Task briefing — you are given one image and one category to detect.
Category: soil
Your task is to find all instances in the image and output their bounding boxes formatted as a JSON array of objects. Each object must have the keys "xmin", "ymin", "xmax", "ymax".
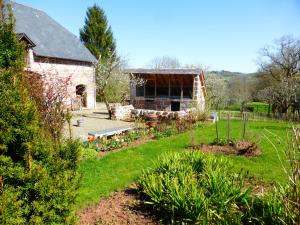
[
  {"xmin": 188, "ymin": 141, "xmax": 261, "ymax": 157},
  {"xmin": 243, "ymin": 178, "xmax": 274, "ymax": 195},
  {"xmin": 78, "ymin": 178, "xmax": 271, "ymax": 225},
  {"xmin": 78, "ymin": 185, "xmax": 161, "ymax": 225}
]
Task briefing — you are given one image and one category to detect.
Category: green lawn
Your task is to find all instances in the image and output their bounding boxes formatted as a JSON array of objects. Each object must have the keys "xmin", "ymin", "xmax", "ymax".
[
  {"xmin": 77, "ymin": 120, "xmax": 292, "ymax": 209},
  {"xmin": 224, "ymin": 101, "xmax": 269, "ymax": 113},
  {"xmin": 246, "ymin": 102, "xmax": 269, "ymax": 113}
]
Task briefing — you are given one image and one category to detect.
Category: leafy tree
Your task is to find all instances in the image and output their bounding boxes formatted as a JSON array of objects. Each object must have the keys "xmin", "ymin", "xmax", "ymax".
[
  {"xmin": 0, "ymin": 2, "xmax": 80, "ymax": 224},
  {"xmin": 80, "ymin": 4, "xmax": 117, "ymax": 60},
  {"xmin": 80, "ymin": 4, "xmax": 132, "ymax": 112}
]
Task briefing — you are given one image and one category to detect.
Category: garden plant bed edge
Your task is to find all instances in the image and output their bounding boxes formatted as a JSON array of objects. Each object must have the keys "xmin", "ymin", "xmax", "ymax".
[
  {"xmin": 78, "ymin": 184, "xmax": 161, "ymax": 225},
  {"xmin": 97, "ymin": 136, "xmax": 155, "ymax": 157},
  {"xmin": 78, "ymin": 179, "xmax": 271, "ymax": 225}
]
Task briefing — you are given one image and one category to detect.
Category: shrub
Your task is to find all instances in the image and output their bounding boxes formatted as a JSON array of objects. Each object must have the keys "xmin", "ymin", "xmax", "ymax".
[
  {"xmin": 138, "ymin": 152, "xmax": 295, "ymax": 224},
  {"xmin": 80, "ymin": 147, "xmax": 99, "ymax": 160},
  {"xmin": 245, "ymin": 186, "xmax": 292, "ymax": 225},
  {"xmin": 138, "ymin": 152, "xmax": 251, "ymax": 224},
  {"xmin": 0, "ymin": 3, "xmax": 80, "ymax": 224}
]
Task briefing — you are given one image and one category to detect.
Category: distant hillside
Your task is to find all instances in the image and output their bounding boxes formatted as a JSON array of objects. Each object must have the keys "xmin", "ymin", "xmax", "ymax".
[{"xmin": 209, "ymin": 70, "xmax": 256, "ymax": 80}]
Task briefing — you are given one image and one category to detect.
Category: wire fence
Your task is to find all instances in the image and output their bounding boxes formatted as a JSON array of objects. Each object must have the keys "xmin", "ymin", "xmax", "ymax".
[{"xmin": 216, "ymin": 111, "xmax": 300, "ymax": 123}]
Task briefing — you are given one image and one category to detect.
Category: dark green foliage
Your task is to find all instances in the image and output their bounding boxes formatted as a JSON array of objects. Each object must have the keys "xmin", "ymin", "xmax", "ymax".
[
  {"xmin": 0, "ymin": 2, "xmax": 80, "ymax": 224},
  {"xmin": 0, "ymin": 1, "xmax": 24, "ymax": 70},
  {"xmin": 80, "ymin": 4, "xmax": 117, "ymax": 60}
]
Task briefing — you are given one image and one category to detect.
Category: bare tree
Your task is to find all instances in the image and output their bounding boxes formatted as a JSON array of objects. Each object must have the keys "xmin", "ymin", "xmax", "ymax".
[
  {"xmin": 147, "ymin": 56, "xmax": 181, "ymax": 68},
  {"xmin": 95, "ymin": 51, "xmax": 124, "ymax": 118},
  {"xmin": 257, "ymin": 79, "xmax": 299, "ymax": 113},
  {"xmin": 259, "ymin": 36, "xmax": 300, "ymax": 81},
  {"xmin": 257, "ymin": 36, "xmax": 300, "ymax": 113},
  {"xmin": 226, "ymin": 76, "xmax": 254, "ymax": 107},
  {"xmin": 205, "ymin": 72, "xmax": 228, "ymax": 110}
]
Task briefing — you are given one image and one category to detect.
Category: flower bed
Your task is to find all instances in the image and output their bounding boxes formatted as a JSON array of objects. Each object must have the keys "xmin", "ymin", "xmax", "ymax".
[{"xmin": 82, "ymin": 111, "xmax": 208, "ymax": 153}]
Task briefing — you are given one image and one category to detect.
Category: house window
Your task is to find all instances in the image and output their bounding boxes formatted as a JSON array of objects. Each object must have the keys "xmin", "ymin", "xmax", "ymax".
[
  {"xmin": 145, "ymin": 79, "xmax": 155, "ymax": 98},
  {"xmin": 136, "ymin": 84, "xmax": 144, "ymax": 97},
  {"xmin": 156, "ymin": 75, "xmax": 169, "ymax": 97}
]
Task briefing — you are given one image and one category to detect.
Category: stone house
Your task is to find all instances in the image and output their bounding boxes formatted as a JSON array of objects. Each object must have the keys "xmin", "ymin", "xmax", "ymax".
[
  {"xmin": 126, "ymin": 68, "xmax": 206, "ymax": 111},
  {"xmin": 11, "ymin": 1, "xmax": 96, "ymax": 109}
]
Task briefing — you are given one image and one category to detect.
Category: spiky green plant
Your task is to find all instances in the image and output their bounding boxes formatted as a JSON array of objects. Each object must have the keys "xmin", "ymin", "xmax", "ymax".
[{"xmin": 138, "ymin": 152, "xmax": 251, "ymax": 224}]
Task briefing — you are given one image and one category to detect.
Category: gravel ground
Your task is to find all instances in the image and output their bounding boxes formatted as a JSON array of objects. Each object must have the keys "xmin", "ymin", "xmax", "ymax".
[{"xmin": 64, "ymin": 103, "xmax": 132, "ymax": 140}]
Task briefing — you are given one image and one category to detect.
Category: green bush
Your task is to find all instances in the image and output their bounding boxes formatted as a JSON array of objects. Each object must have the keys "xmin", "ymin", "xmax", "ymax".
[
  {"xmin": 0, "ymin": 3, "xmax": 80, "ymax": 224},
  {"xmin": 138, "ymin": 152, "xmax": 250, "ymax": 224},
  {"xmin": 246, "ymin": 102, "xmax": 269, "ymax": 113},
  {"xmin": 80, "ymin": 147, "xmax": 99, "ymax": 160},
  {"xmin": 138, "ymin": 152, "xmax": 294, "ymax": 224}
]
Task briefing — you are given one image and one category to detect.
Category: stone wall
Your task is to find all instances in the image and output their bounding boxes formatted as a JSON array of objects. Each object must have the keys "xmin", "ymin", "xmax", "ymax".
[
  {"xmin": 111, "ymin": 105, "xmax": 197, "ymax": 122},
  {"xmin": 111, "ymin": 105, "xmax": 134, "ymax": 121},
  {"xmin": 132, "ymin": 109, "xmax": 189, "ymax": 120},
  {"xmin": 27, "ymin": 49, "xmax": 96, "ymax": 109},
  {"xmin": 193, "ymin": 74, "xmax": 205, "ymax": 111},
  {"xmin": 132, "ymin": 98, "xmax": 195, "ymax": 111}
]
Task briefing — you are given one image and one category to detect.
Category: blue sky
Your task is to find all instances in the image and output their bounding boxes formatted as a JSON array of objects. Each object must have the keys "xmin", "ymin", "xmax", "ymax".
[{"xmin": 16, "ymin": 0, "xmax": 300, "ymax": 73}]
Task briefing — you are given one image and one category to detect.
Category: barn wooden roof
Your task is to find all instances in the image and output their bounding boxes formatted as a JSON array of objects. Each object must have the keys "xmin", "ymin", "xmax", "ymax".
[{"xmin": 124, "ymin": 68, "xmax": 203, "ymax": 75}]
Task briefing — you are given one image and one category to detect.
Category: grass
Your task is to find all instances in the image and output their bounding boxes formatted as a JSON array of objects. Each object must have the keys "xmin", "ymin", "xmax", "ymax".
[
  {"xmin": 224, "ymin": 101, "xmax": 269, "ymax": 113},
  {"xmin": 77, "ymin": 120, "xmax": 292, "ymax": 209},
  {"xmin": 246, "ymin": 102, "xmax": 269, "ymax": 113}
]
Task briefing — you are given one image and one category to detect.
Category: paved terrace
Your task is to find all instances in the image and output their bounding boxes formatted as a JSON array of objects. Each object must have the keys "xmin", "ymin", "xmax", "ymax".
[{"xmin": 64, "ymin": 103, "xmax": 132, "ymax": 140}]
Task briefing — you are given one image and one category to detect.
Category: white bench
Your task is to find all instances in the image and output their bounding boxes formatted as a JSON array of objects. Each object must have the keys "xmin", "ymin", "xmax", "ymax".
[{"xmin": 88, "ymin": 126, "xmax": 133, "ymax": 138}]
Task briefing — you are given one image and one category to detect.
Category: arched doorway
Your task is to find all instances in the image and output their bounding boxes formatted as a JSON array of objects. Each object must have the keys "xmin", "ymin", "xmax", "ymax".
[{"xmin": 76, "ymin": 84, "xmax": 87, "ymax": 108}]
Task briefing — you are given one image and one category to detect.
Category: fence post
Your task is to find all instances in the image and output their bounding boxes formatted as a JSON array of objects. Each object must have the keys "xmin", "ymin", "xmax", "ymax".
[
  {"xmin": 214, "ymin": 112, "xmax": 219, "ymax": 141},
  {"xmin": 227, "ymin": 112, "xmax": 230, "ymax": 144},
  {"xmin": 242, "ymin": 112, "xmax": 247, "ymax": 142}
]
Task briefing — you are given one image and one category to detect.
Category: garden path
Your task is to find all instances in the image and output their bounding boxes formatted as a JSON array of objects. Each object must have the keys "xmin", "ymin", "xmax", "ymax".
[{"xmin": 64, "ymin": 102, "xmax": 132, "ymax": 140}]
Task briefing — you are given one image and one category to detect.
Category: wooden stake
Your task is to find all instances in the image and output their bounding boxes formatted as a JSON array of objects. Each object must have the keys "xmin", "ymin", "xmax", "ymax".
[
  {"xmin": 215, "ymin": 112, "xmax": 219, "ymax": 141},
  {"xmin": 242, "ymin": 112, "xmax": 247, "ymax": 142},
  {"xmin": 227, "ymin": 112, "xmax": 230, "ymax": 144}
]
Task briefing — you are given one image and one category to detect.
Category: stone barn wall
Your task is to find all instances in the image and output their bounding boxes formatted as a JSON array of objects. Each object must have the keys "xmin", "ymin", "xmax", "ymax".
[
  {"xmin": 27, "ymin": 49, "xmax": 96, "ymax": 109},
  {"xmin": 132, "ymin": 99, "xmax": 195, "ymax": 111}
]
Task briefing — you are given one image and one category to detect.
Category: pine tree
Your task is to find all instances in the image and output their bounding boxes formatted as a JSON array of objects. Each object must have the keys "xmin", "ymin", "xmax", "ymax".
[{"xmin": 80, "ymin": 4, "xmax": 117, "ymax": 61}]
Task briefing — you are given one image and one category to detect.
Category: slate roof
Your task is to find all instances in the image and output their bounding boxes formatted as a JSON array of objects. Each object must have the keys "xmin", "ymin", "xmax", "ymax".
[
  {"xmin": 124, "ymin": 68, "xmax": 203, "ymax": 75},
  {"xmin": 16, "ymin": 33, "xmax": 36, "ymax": 47},
  {"xmin": 10, "ymin": 1, "xmax": 96, "ymax": 63}
]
